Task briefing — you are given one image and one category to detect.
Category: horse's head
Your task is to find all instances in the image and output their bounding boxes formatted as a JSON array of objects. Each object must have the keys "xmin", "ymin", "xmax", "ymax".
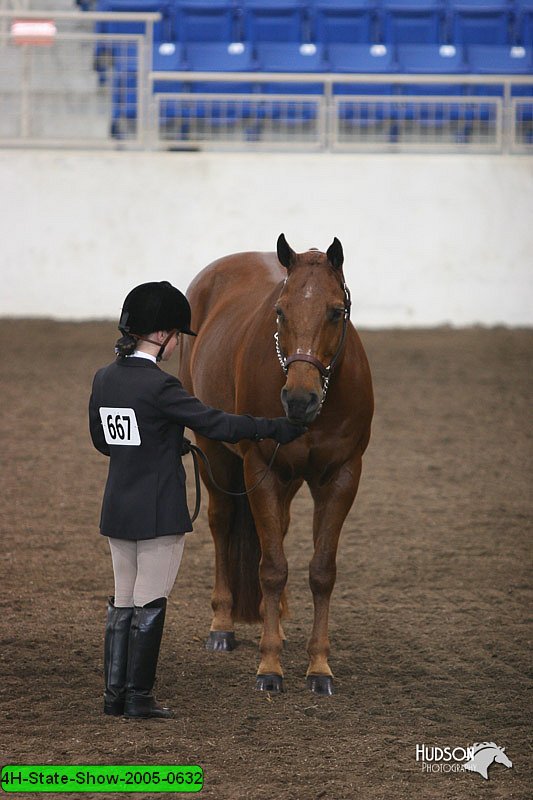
[{"xmin": 275, "ymin": 233, "xmax": 350, "ymax": 425}]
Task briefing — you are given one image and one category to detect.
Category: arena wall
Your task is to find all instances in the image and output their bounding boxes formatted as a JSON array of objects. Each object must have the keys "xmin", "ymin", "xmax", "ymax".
[{"xmin": 1, "ymin": 150, "xmax": 532, "ymax": 326}]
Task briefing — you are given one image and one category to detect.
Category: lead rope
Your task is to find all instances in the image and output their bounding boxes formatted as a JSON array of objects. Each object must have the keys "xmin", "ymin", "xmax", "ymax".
[{"xmin": 181, "ymin": 438, "xmax": 281, "ymax": 522}]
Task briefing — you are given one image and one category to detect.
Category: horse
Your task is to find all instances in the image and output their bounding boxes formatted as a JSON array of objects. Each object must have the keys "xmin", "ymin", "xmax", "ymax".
[
  {"xmin": 464, "ymin": 743, "xmax": 513, "ymax": 780},
  {"xmin": 179, "ymin": 234, "xmax": 374, "ymax": 695}
]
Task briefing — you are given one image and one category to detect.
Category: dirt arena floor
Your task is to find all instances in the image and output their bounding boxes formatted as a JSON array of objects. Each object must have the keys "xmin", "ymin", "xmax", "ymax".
[{"xmin": 0, "ymin": 320, "xmax": 531, "ymax": 800}]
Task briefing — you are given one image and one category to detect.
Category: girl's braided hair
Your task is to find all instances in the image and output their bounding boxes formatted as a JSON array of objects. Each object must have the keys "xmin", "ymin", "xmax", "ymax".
[{"xmin": 114, "ymin": 333, "xmax": 137, "ymax": 358}]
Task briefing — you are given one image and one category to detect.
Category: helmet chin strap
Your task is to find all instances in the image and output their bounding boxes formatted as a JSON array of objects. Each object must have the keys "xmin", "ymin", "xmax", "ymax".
[{"xmin": 133, "ymin": 330, "xmax": 177, "ymax": 362}]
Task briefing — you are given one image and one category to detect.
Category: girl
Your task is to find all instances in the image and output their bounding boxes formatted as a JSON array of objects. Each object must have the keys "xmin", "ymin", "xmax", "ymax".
[{"xmin": 89, "ymin": 281, "xmax": 305, "ymax": 719}]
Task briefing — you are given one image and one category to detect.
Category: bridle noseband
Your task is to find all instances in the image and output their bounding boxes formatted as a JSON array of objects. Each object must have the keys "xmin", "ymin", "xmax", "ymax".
[{"xmin": 274, "ymin": 283, "xmax": 351, "ymax": 413}]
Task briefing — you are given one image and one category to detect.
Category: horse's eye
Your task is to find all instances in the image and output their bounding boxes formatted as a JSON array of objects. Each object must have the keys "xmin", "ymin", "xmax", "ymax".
[
  {"xmin": 275, "ymin": 306, "xmax": 285, "ymax": 321},
  {"xmin": 328, "ymin": 307, "xmax": 344, "ymax": 323}
]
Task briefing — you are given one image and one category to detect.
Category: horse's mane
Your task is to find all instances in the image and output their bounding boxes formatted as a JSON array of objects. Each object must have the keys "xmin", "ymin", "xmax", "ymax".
[{"xmin": 470, "ymin": 742, "xmax": 499, "ymax": 753}]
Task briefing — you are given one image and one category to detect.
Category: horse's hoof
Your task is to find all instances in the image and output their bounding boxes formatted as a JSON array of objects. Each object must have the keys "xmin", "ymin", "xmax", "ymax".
[
  {"xmin": 205, "ymin": 631, "xmax": 236, "ymax": 652},
  {"xmin": 306, "ymin": 674, "xmax": 334, "ymax": 696},
  {"xmin": 255, "ymin": 673, "xmax": 285, "ymax": 693}
]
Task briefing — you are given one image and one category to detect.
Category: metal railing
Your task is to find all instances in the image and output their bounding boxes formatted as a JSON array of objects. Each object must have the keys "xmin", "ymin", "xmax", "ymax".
[
  {"xmin": 149, "ymin": 71, "xmax": 532, "ymax": 152},
  {"xmin": 150, "ymin": 73, "xmax": 329, "ymax": 150},
  {"xmin": 0, "ymin": 9, "xmax": 156, "ymax": 146},
  {"xmin": 0, "ymin": 9, "xmax": 531, "ymax": 152}
]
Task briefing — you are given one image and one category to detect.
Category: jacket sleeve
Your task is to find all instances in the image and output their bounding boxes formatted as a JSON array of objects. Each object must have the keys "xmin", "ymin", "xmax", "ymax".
[
  {"xmin": 89, "ymin": 376, "xmax": 110, "ymax": 457},
  {"xmin": 158, "ymin": 376, "xmax": 270, "ymax": 443}
]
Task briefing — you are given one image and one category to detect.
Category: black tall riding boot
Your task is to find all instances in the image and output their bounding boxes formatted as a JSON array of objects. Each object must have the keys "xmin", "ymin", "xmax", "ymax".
[
  {"xmin": 123, "ymin": 597, "xmax": 172, "ymax": 719},
  {"xmin": 103, "ymin": 598, "xmax": 133, "ymax": 716}
]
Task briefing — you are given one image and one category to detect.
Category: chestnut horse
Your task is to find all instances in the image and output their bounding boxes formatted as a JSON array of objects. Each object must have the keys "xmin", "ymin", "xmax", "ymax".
[{"xmin": 179, "ymin": 235, "xmax": 373, "ymax": 695}]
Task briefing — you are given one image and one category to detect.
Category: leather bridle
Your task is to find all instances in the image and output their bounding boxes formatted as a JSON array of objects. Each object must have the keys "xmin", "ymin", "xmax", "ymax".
[{"xmin": 274, "ymin": 283, "xmax": 351, "ymax": 412}]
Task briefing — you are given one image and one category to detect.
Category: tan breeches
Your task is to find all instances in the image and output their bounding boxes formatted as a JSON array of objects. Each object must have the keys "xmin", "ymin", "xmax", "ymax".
[{"xmin": 108, "ymin": 534, "xmax": 186, "ymax": 607}]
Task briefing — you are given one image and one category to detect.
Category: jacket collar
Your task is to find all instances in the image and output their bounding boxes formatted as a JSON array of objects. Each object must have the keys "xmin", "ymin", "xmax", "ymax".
[{"xmin": 116, "ymin": 357, "xmax": 159, "ymax": 369}]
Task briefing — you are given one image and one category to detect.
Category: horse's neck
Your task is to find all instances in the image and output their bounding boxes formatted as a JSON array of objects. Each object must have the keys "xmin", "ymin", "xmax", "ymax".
[{"xmin": 255, "ymin": 281, "xmax": 286, "ymax": 329}]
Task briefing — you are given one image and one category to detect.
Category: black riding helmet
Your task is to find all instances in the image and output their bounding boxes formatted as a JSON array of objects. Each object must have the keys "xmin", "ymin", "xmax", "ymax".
[{"xmin": 118, "ymin": 281, "xmax": 197, "ymax": 337}]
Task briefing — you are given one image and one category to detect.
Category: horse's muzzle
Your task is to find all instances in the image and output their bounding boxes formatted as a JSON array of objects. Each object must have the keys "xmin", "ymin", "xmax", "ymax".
[{"xmin": 281, "ymin": 387, "xmax": 321, "ymax": 425}]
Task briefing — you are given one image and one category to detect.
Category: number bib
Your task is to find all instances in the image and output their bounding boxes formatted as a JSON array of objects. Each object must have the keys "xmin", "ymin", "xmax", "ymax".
[{"xmin": 99, "ymin": 407, "xmax": 141, "ymax": 446}]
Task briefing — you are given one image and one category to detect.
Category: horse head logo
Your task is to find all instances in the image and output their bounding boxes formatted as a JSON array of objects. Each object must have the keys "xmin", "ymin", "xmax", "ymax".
[{"xmin": 464, "ymin": 743, "xmax": 513, "ymax": 780}]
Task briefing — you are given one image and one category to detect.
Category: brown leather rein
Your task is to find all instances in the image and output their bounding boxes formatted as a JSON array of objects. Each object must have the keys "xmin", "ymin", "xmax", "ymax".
[
  {"xmin": 183, "ymin": 438, "xmax": 280, "ymax": 522},
  {"xmin": 274, "ymin": 282, "xmax": 351, "ymax": 412}
]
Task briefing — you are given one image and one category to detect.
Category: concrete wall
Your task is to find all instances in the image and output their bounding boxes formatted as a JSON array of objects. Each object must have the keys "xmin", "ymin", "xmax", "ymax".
[{"xmin": 1, "ymin": 150, "xmax": 532, "ymax": 327}]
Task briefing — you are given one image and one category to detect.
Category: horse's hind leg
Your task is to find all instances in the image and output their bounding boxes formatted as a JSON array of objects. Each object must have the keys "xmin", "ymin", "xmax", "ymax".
[
  {"xmin": 198, "ymin": 437, "xmax": 263, "ymax": 652},
  {"xmin": 197, "ymin": 438, "xmax": 245, "ymax": 652},
  {"xmin": 205, "ymin": 487, "xmax": 239, "ymax": 652},
  {"xmin": 307, "ymin": 456, "xmax": 362, "ymax": 695}
]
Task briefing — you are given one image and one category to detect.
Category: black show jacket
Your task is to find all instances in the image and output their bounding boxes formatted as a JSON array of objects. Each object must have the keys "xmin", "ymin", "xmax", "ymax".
[{"xmin": 89, "ymin": 357, "xmax": 260, "ymax": 540}]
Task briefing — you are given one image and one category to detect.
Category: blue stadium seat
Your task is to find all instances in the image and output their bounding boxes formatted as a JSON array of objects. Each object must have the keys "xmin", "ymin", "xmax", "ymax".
[
  {"xmin": 310, "ymin": 0, "xmax": 376, "ymax": 47},
  {"xmin": 256, "ymin": 41, "xmax": 327, "ymax": 72},
  {"xmin": 381, "ymin": 0, "xmax": 446, "ymax": 46},
  {"xmin": 152, "ymin": 41, "xmax": 185, "ymax": 72},
  {"xmin": 467, "ymin": 44, "xmax": 533, "ymax": 71},
  {"xmin": 516, "ymin": 0, "xmax": 533, "ymax": 47},
  {"xmin": 172, "ymin": 1, "xmax": 236, "ymax": 44},
  {"xmin": 257, "ymin": 43, "xmax": 326, "ymax": 97},
  {"xmin": 397, "ymin": 43, "xmax": 467, "ymax": 71},
  {"xmin": 241, "ymin": 1, "xmax": 306, "ymax": 44},
  {"xmin": 186, "ymin": 42, "xmax": 257, "ymax": 92},
  {"xmin": 449, "ymin": 0, "xmax": 513, "ymax": 46},
  {"xmin": 185, "ymin": 41, "xmax": 256, "ymax": 71},
  {"xmin": 328, "ymin": 43, "xmax": 397, "ymax": 72}
]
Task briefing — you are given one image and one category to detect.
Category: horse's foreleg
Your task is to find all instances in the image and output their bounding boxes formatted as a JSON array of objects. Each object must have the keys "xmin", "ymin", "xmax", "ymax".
[
  {"xmin": 256, "ymin": 532, "xmax": 287, "ymax": 693},
  {"xmin": 246, "ymin": 456, "xmax": 290, "ymax": 692},
  {"xmin": 307, "ymin": 456, "xmax": 362, "ymax": 694}
]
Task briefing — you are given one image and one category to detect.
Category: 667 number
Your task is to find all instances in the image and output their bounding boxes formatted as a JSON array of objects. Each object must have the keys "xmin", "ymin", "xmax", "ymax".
[{"xmin": 106, "ymin": 414, "xmax": 131, "ymax": 440}]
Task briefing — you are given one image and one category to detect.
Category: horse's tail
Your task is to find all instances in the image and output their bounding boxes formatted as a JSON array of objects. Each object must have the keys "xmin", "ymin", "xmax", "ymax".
[
  {"xmin": 227, "ymin": 493, "xmax": 262, "ymax": 623},
  {"xmin": 226, "ymin": 475, "xmax": 288, "ymax": 625}
]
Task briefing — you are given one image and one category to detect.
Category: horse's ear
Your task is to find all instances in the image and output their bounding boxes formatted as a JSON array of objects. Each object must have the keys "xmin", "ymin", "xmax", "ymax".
[
  {"xmin": 277, "ymin": 233, "xmax": 296, "ymax": 271},
  {"xmin": 327, "ymin": 237, "xmax": 344, "ymax": 271}
]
